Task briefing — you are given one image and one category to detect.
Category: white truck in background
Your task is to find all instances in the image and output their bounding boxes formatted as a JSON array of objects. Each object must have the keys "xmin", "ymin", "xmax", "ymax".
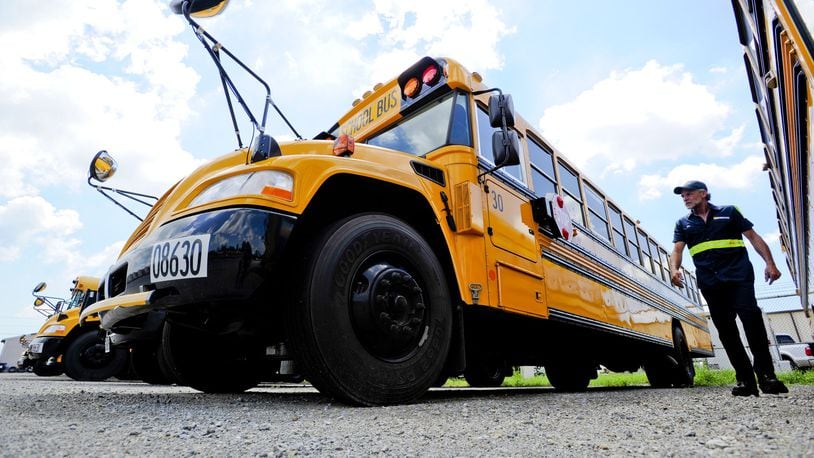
[
  {"xmin": 774, "ymin": 333, "xmax": 814, "ymax": 370},
  {"xmin": 0, "ymin": 334, "xmax": 36, "ymax": 372}
]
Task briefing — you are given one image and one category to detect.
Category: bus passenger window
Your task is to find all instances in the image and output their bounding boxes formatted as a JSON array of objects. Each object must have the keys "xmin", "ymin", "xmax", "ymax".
[
  {"xmin": 476, "ymin": 106, "xmax": 526, "ymax": 185},
  {"xmin": 584, "ymin": 183, "xmax": 610, "ymax": 241},
  {"xmin": 638, "ymin": 229, "xmax": 654, "ymax": 273},
  {"xmin": 608, "ymin": 205, "xmax": 628, "ymax": 256},
  {"xmin": 623, "ymin": 218, "xmax": 641, "ymax": 264},
  {"xmin": 557, "ymin": 161, "xmax": 585, "ymax": 225},
  {"xmin": 649, "ymin": 239, "xmax": 663, "ymax": 279},
  {"xmin": 659, "ymin": 248, "xmax": 671, "ymax": 283},
  {"xmin": 528, "ymin": 136, "xmax": 556, "ymax": 196}
]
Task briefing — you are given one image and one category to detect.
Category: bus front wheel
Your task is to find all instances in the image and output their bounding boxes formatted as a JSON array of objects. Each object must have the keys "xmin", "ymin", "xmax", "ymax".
[
  {"xmin": 288, "ymin": 214, "xmax": 453, "ymax": 406},
  {"xmin": 63, "ymin": 330, "xmax": 128, "ymax": 381}
]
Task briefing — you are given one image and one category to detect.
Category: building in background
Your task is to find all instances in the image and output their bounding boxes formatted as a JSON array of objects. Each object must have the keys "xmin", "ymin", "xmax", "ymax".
[{"xmin": 731, "ymin": 0, "xmax": 814, "ymax": 315}]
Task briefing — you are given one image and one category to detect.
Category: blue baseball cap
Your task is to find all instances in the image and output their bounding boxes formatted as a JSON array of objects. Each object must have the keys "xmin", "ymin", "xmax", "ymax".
[{"xmin": 673, "ymin": 180, "xmax": 708, "ymax": 194}]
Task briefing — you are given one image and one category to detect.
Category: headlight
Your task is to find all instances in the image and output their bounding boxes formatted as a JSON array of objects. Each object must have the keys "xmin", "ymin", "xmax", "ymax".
[
  {"xmin": 43, "ymin": 325, "xmax": 66, "ymax": 334},
  {"xmin": 189, "ymin": 170, "xmax": 294, "ymax": 207}
]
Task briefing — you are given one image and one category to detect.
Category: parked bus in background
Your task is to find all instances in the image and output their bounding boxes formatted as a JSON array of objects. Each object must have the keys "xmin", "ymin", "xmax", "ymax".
[
  {"xmin": 82, "ymin": 0, "xmax": 712, "ymax": 405},
  {"xmin": 731, "ymin": 0, "xmax": 813, "ymax": 315},
  {"xmin": 21, "ymin": 276, "xmax": 129, "ymax": 381}
]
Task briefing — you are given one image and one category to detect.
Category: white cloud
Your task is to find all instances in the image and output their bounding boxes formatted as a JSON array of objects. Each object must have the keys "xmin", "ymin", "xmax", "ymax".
[
  {"xmin": 0, "ymin": 196, "xmax": 82, "ymax": 262},
  {"xmin": 637, "ymin": 155, "xmax": 765, "ymax": 201},
  {"xmin": 539, "ymin": 61, "xmax": 732, "ymax": 174},
  {"xmin": 244, "ymin": 0, "xmax": 513, "ymax": 102},
  {"xmin": 763, "ymin": 230, "xmax": 781, "ymax": 246},
  {"xmin": 0, "ymin": 0, "xmax": 202, "ymax": 199}
]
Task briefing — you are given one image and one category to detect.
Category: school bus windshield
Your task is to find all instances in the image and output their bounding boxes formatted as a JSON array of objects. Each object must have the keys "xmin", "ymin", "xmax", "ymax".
[
  {"xmin": 64, "ymin": 290, "xmax": 86, "ymax": 311},
  {"xmin": 366, "ymin": 91, "xmax": 472, "ymax": 156}
]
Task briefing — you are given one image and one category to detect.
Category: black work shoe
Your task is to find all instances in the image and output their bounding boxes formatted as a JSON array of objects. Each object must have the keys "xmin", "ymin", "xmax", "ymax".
[
  {"xmin": 758, "ymin": 377, "xmax": 789, "ymax": 395},
  {"xmin": 731, "ymin": 382, "xmax": 759, "ymax": 397}
]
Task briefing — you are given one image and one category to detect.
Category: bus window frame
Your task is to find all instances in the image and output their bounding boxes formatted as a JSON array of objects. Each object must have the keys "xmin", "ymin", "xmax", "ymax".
[
  {"xmin": 659, "ymin": 247, "xmax": 671, "ymax": 283},
  {"xmin": 637, "ymin": 228, "xmax": 654, "ymax": 273},
  {"xmin": 556, "ymin": 159, "xmax": 585, "ymax": 226},
  {"xmin": 608, "ymin": 204, "xmax": 628, "ymax": 256},
  {"xmin": 583, "ymin": 181, "xmax": 611, "ymax": 242},
  {"xmin": 649, "ymin": 238, "xmax": 664, "ymax": 280},
  {"xmin": 623, "ymin": 217, "xmax": 641, "ymax": 264},
  {"xmin": 527, "ymin": 132, "xmax": 557, "ymax": 197}
]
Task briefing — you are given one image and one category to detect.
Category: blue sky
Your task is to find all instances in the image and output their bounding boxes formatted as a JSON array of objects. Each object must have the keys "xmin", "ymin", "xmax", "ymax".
[{"xmin": 0, "ymin": 0, "xmax": 798, "ymax": 338}]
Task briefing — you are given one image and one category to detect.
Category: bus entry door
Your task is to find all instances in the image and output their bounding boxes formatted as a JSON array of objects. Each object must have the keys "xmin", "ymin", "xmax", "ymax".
[{"xmin": 483, "ymin": 178, "xmax": 547, "ymax": 318}]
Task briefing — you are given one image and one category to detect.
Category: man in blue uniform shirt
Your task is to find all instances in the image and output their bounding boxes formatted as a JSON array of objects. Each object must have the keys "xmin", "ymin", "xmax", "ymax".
[{"xmin": 670, "ymin": 180, "xmax": 788, "ymax": 397}]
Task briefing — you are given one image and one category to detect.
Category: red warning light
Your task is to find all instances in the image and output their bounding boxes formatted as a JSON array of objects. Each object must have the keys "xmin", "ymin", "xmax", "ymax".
[
  {"xmin": 556, "ymin": 195, "xmax": 564, "ymax": 208},
  {"xmin": 422, "ymin": 65, "xmax": 440, "ymax": 85},
  {"xmin": 561, "ymin": 228, "xmax": 570, "ymax": 239}
]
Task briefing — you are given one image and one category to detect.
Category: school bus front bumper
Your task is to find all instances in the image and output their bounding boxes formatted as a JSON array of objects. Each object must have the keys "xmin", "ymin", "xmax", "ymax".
[
  {"xmin": 79, "ymin": 207, "xmax": 297, "ymax": 339},
  {"xmin": 79, "ymin": 291, "xmax": 153, "ymax": 326}
]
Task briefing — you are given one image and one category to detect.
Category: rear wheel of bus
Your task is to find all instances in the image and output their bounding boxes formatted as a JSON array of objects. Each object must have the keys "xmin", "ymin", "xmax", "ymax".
[
  {"xmin": 644, "ymin": 324, "xmax": 695, "ymax": 388},
  {"xmin": 288, "ymin": 214, "xmax": 452, "ymax": 406}
]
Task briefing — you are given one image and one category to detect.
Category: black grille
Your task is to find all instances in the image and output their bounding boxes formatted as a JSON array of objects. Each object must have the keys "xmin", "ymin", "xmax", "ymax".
[
  {"xmin": 108, "ymin": 264, "xmax": 128, "ymax": 298},
  {"xmin": 410, "ymin": 161, "xmax": 445, "ymax": 186}
]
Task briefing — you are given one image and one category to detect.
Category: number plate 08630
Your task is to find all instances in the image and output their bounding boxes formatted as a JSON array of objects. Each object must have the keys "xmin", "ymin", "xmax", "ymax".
[{"xmin": 150, "ymin": 234, "xmax": 211, "ymax": 282}]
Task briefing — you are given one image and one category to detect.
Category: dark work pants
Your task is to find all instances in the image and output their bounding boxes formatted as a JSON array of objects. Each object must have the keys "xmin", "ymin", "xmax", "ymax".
[{"xmin": 701, "ymin": 282, "xmax": 775, "ymax": 384}]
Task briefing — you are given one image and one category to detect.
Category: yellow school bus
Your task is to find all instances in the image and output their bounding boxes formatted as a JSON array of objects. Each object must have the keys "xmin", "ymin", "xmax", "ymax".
[
  {"xmin": 82, "ymin": 0, "xmax": 711, "ymax": 405},
  {"xmin": 22, "ymin": 276, "xmax": 128, "ymax": 380},
  {"xmin": 731, "ymin": 0, "xmax": 813, "ymax": 314}
]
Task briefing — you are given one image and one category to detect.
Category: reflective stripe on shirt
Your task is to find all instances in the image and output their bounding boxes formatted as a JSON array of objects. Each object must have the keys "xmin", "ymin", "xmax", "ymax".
[{"xmin": 688, "ymin": 238, "xmax": 746, "ymax": 256}]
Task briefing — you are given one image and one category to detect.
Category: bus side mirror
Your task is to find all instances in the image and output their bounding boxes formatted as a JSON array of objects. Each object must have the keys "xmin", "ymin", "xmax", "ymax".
[
  {"xmin": 488, "ymin": 94, "xmax": 515, "ymax": 129},
  {"xmin": 32, "ymin": 282, "xmax": 47, "ymax": 294},
  {"xmin": 170, "ymin": 0, "xmax": 230, "ymax": 17},
  {"xmin": 491, "ymin": 130, "xmax": 520, "ymax": 168},
  {"xmin": 89, "ymin": 150, "xmax": 117, "ymax": 183},
  {"xmin": 33, "ymin": 298, "xmax": 45, "ymax": 307}
]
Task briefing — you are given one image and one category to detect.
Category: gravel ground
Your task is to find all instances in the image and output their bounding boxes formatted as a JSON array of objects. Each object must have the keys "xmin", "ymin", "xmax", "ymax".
[{"xmin": 1, "ymin": 372, "xmax": 812, "ymax": 457}]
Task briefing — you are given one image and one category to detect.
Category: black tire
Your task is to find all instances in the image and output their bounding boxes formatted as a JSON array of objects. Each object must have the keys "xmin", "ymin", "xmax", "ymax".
[
  {"xmin": 643, "ymin": 358, "xmax": 673, "ymax": 388},
  {"xmin": 160, "ymin": 321, "xmax": 259, "ymax": 393},
  {"xmin": 63, "ymin": 331, "xmax": 128, "ymax": 381},
  {"xmin": 464, "ymin": 351, "xmax": 507, "ymax": 387},
  {"xmin": 644, "ymin": 325, "xmax": 695, "ymax": 388},
  {"xmin": 782, "ymin": 356, "xmax": 798, "ymax": 370},
  {"xmin": 130, "ymin": 344, "xmax": 174, "ymax": 385},
  {"xmin": 545, "ymin": 362, "xmax": 593, "ymax": 392},
  {"xmin": 287, "ymin": 214, "xmax": 452, "ymax": 406},
  {"xmin": 8, "ymin": 366, "xmax": 19, "ymax": 374},
  {"xmin": 672, "ymin": 325, "xmax": 695, "ymax": 387}
]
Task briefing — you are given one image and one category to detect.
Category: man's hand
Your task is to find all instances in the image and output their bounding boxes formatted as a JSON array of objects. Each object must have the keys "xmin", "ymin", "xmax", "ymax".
[
  {"xmin": 765, "ymin": 263, "xmax": 781, "ymax": 284},
  {"xmin": 671, "ymin": 270, "xmax": 684, "ymax": 288}
]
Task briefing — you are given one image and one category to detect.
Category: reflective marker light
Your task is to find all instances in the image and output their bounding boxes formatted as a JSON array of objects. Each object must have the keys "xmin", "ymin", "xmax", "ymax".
[
  {"xmin": 333, "ymin": 134, "xmax": 355, "ymax": 157},
  {"xmin": 403, "ymin": 77, "xmax": 421, "ymax": 98}
]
